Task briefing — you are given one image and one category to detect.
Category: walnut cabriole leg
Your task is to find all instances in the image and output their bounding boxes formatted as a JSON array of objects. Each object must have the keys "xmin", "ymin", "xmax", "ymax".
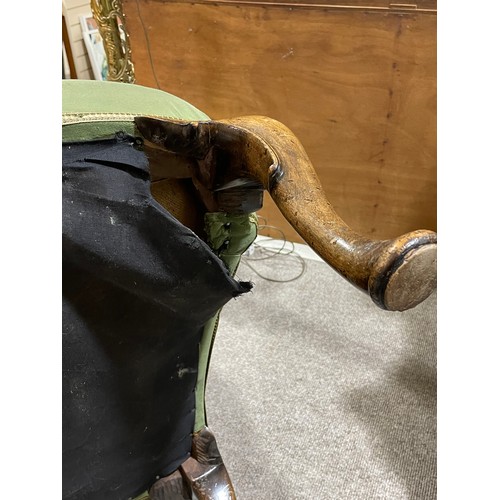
[{"xmin": 149, "ymin": 427, "xmax": 236, "ymax": 500}]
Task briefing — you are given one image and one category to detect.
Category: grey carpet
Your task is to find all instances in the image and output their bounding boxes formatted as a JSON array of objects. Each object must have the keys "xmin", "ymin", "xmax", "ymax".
[{"xmin": 205, "ymin": 246, "xmax": 437, "ymax": 500}]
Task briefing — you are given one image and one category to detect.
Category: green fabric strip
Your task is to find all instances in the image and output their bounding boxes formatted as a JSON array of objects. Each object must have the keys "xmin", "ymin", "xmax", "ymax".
[
  {"xmin": 194, "ymin": 212, "xmax": 259, "ymax": 432},
  {"xmin": 131, "ymin": 491, "xmax": 150, "ymax": 500},
  {"xmin": 131, "ymin": 212, "xmax": 258, "ymax": 497},
  {"xmin": 62, "ymin": 121, "xmax": 135, "ymax": 143}
]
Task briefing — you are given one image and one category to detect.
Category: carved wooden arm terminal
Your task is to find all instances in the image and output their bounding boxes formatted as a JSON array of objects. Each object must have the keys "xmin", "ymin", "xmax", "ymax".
[
  {"xmin": 63, "ymin": 1, "xmax": 436, "ymax": 497},
  {"xmin": 62, "ymin": 82, "xmax": 436, "ymax": 500},
  {"xmin": 136, "ymin": 115, "xmax": 436, "ymax": 313}
]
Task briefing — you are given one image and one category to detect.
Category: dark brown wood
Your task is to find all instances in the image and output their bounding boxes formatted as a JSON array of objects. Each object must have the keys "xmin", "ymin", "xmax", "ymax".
[
  {"xmin": 149, "ymin": 470, "xmax": 190, "ymax": 499},
  {"xmin": 180, "ymin": 427, "xmax": 236, "ymax": 500},
  {"xmin": 135, "ymin": 115, "xmax": 436, "ymax": 311}
]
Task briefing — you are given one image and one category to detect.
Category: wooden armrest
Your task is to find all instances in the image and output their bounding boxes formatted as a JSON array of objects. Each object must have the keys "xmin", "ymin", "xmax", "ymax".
[{"xmin": 135, "ymin": 115, "xmax": 437, "ymax": 312}]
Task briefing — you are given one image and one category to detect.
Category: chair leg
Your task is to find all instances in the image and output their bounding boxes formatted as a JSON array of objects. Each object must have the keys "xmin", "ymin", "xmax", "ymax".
[
  {"xmin": 148, "ymin": 469, "xmax": 190, "ymax": 500},
  {"xmin": 149, "ymin": 426, "xmax": 236, "ymax": 500}
]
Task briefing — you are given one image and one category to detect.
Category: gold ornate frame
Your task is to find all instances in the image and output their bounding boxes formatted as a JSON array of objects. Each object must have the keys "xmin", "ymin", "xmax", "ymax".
[{"xmin": 90, "ymin": 0, "xmax": 136, "ymax": 83}]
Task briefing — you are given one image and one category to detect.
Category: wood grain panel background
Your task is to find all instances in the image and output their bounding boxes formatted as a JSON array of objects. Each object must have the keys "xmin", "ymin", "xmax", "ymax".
[{"xmin": 123, "ymin": 0, "xmax": 436, "ymax": 242}]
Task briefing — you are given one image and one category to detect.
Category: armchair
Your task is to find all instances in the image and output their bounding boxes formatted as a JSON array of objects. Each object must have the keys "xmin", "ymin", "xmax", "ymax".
[{"xmin": 62, "ymin": 78, "xmax": 436, "ymax": 499}]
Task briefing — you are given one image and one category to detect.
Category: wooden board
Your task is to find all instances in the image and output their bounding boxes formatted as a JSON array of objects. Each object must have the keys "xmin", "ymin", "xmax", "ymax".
[{"xmin": 122, "ymin": 0, "xmax": 436, "ymax": 241}]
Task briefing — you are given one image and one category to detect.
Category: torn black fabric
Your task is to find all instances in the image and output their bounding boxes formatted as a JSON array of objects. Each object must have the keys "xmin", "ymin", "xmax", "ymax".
[{"xmin": 62, "ymin": 134, "xmax": 251, "ymax": 500}]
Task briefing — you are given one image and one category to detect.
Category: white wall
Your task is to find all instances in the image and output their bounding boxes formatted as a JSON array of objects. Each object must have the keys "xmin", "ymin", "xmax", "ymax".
[{"xmin": 62, "ymin": 0, "xmax": 93, "ymax": 79}]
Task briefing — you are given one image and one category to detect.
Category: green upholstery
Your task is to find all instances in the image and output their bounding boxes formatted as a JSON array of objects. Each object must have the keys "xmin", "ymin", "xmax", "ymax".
[
  {"xmin": 62, "ymin": 79, "xmax": 210, "ymax": 142},
  {"xmin": 196, "ymin": 212, "xmax": 258, "ymax": 430},
  {"xmin": 62, "ymin": 79, "xmax": 257, "ymax": 437}
]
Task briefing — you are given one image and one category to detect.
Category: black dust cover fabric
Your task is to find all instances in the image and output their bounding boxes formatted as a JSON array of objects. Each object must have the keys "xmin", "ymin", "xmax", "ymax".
[{"xmin": 62, "ymin": 134, "xmax": 251, "ymax": 499}]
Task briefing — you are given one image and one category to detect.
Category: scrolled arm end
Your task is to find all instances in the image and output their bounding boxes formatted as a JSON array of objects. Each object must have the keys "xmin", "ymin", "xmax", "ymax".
[
  {"xmin": 368, "ymin": 230, "xmax": 437, "ymax": 311},
  {"xmin": 135, "ymin": 114, "xmax": 437, "ymax": 312}
]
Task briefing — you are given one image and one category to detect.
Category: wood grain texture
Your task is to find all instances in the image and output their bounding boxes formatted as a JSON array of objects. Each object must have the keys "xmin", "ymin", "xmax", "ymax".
[
  {"xmin": 136, "ymin": 114, "xmax": 437, "ymax": 311},
  {"xmin": 123, "ymin": 0, "xmax": 436, "ymax": 241},
  {"xmin": 146, "ymin": 0, "xmax": 436, "ymax": 9}
]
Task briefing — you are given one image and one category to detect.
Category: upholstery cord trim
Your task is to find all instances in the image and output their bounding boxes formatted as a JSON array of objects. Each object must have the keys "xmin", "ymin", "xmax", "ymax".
[{"xmin": 62, "ymin": 112, "xmax": 180, "ymax": 125}]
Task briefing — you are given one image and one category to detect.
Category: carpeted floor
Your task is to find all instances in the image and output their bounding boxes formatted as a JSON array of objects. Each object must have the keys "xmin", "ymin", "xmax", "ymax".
[{"xmin": 205, "ymin": 241, "xmax": 437, "ymax": 500}]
